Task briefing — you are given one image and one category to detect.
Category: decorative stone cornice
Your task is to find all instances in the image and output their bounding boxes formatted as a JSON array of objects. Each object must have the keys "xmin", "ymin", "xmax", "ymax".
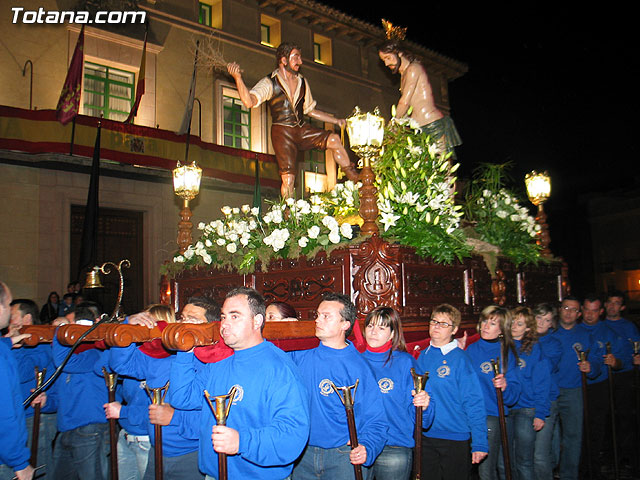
[{"xmin": 258, "ymin": 0, "xmax": 468, "ymax": 80}]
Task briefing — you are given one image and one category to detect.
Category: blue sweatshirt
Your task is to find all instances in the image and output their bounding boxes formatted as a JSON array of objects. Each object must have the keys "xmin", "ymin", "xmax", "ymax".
[
  {"xmin": 416, "ymin": 341, "xmax": 489, "ymax": 453},
  {"xmin": 362, "ymin": 349, "xmax": 434, "ymax": 448},
  {"xmin": 108, "ymin": 344, "xmax": 200, "ymax": 457},
  {"xmin": 171, "ymin": 340, "xmax": 310, "ymax": 479},
  {"xmin": 117, "ymin": 377, "xmax": 149, "ymax": 436},
  {"xmin": 578, "ymin": 322, "xmax": 626, "ymax": 383},
  {"xmin": 52, "ymin": 335, "xmax": 108, "ymax": 432},
  {"xmin": 537, "ymin": 331, "xmax": 561, "ymax": 403},
  {"xmin": 465, "ymin": 338, "xmax": 521, "ymax": 416},
  {"xmin": 551, "ymin": 325, "xmax": 602, "ymax": 389},
  {"xmin": 603, "ymin": 318, "xmax": 640, "ymax": 373},
  {"xmin": 513, "ymin": 340, "xmax": 551, "ymax": 420},
  {"xmin": 290, "ymin": 342, "xmax": 387, "ymax": 466},
  {"xmin": 0, "ymin": 340, "xmax": 30, "ymax": 472},
  {"xmin": 12, "ymin": 344, "xmax": 57, "ymax": 418}
]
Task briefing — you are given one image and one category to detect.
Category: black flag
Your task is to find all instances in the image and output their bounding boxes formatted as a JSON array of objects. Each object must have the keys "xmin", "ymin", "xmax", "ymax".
[{"xmin": 77, "ymin": 121, "xmax": 101, "ymax": 280}]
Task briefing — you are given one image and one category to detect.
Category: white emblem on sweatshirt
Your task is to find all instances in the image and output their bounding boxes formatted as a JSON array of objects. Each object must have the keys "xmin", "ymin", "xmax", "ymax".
[
  {"xmin": 231, "ymin": 384, "xmax": 244, "ymax": 404},
  {"xmin": 378, "ymin": 378, "xmax": 394, "ymax": 393},
  {"xmin": 319, "ymin": 379, "xmax": 334, "ymax": 396}
]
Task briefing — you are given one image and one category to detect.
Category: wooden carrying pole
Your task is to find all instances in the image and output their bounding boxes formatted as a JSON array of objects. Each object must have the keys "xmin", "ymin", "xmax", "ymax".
[
  {"xmin": 574, "ymin": 346, "xmax": 593, "ymax": 480},
  {"xmin": 145, "ymin": 382, "xmax": 170, "ymax": 480},
  {"xmin": 410, "ymin": 368, "xmax": 429, "ymax": 480},
  {"xmin": 491, "ymin": 359, "xmax": 512, "ymax": 480},
  {"xmin": 605, "ymin": 342, "xmax": 620, "ymax": 480},
  {"xmin": 204, "ymin": 387, "xmax": 237, "ymax": 480},
  {"xmin": 102, "ymin": 368, "xmax": 119, "ymax": 480},
  {"xmin": 330, "ymin": 380, "xmax": 363, "ymax": 480},
  {"xmin": 30, "ymin": 368, "xmax": 46, "ymax": 468}
]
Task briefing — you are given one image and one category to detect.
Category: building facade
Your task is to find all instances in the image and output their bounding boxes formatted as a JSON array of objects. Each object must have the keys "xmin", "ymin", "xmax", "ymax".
[{"xmin": 0, "ymin": 0, "xmax": 466, "ymax": 311}]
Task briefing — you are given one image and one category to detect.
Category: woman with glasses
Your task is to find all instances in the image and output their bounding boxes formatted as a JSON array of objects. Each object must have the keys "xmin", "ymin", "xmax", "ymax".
[
  {"xmin": 362, "ymin": 306, "xmax": 434, "ymax": 480},
  {"xmin": 415, "ymin": 304, "xmax": 488, "ymax": 479},
  {"xmin": 507, "ymin": 306, "xmax": 551, "ymax": 480},
  {"xmin": 465, "ymin": 306, "xmax": 521, "ymax": 480}
]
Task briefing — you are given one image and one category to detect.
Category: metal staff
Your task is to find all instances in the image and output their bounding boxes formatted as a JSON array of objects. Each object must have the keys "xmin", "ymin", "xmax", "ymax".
[
  {"xmin": 102, "ymin": 368, "xmax": 119, "ymax": 480},
  {"xmin": 145, "ymin": 381, "xmax": 170, "ymax": 480},
  {"xmin": 490, "ymin": 359, "xmax": 512, "ymax": 480},
  {"xmin": 410, "ymin": 368, "xmax": 429, "ymax": 480},
  {"xmin": 204, "ymin": 387, "xmax": 237, "ymax": 480},
  {"xmin": 30, "ymin": 367, "xmax": 46, "ymax": 468},
  {"xmin": 330, "ymin": 379, "xmax": 363, "ymax": 480},
  {"xmin": 605, "ymin": 342, "xmax": 620, "ymax": 480},
  {"xmin": 574, "ymin": 346, "xmax": 593, "ymax": 480}
]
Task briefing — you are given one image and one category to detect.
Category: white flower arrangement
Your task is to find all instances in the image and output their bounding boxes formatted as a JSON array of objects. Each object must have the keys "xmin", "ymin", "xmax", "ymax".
[{"xmin": 170, "ymin": 193, "xmax": 358, "ymax": 274}]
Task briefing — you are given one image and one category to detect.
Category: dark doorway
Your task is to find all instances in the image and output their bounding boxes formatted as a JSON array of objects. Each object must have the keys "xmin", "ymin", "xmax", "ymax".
[{"xmin": 70, "ymin": 206, "xmax": 144, "ymax": 316}]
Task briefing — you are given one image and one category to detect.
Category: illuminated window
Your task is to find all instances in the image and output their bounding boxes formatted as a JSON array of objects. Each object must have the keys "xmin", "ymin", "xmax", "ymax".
[
  {"xmin": 313, "ymin": 33, "xmax": 332, "ymax": 65},
  {"xmin": 223, "ymin": 94, "xmax": 251, "ymax": 150},
  {"xmin": 260, "ymin": 15, "xmax": 281, "ymax": 48},
  {"xmin": 198, "ymin": 0, "xmax": 222, "ymax": 29},
  {"xmin": 83, "ymin": 62, "xmax": 134, "ymax": 121},
  {"xmin": 199, "ymin": 2, "xmax": 211, "ymax": 26}
]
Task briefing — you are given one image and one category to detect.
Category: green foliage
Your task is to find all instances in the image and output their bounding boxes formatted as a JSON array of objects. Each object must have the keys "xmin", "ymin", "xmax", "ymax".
[
  {"xmin": 374, "ymin": 118, "xmax": 471, "ymax": 263},
  {"xmin": 465, "ymin": 163, "xmax": 543, "ymax": 266}
]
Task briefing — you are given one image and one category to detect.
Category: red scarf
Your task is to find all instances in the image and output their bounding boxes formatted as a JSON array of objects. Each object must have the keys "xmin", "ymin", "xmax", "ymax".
[
  {"xmin": 139, "ymin": 321, "xmax": 172, "ymax": 359},
  {"xmin": 366, "ymin": 339, "xmax": 392, "ymax": 353}
]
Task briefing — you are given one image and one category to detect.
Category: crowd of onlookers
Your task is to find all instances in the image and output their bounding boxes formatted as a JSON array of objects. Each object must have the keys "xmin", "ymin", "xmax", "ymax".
[{"xmin": 1, "ymin": 279, "xmax": 639, "ymax": 480}]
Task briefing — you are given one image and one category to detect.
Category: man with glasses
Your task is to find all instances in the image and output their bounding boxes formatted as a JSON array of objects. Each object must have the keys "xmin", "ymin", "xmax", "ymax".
[
  {"xmin": 552, "ymin": 296, "xmax": 604, "ymax": 480},
  {"xmin": 415, "ymin": 304, "xmax": 487, "ymax": 479}
]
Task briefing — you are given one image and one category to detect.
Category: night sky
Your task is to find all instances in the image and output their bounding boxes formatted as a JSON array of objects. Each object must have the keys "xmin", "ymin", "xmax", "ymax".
[{"xmin": 320, "ymin": 1, "xmax": 636, "ymax": 292}]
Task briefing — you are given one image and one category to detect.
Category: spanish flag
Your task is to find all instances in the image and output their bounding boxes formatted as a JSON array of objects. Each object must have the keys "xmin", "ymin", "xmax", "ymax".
[
  {"xmin": 56, "ymin": 26, "xmax": 85, "ymax": 125},
  {"xmin": 125, "ymin": 28, "xmax": 148, "ymax": 124}
]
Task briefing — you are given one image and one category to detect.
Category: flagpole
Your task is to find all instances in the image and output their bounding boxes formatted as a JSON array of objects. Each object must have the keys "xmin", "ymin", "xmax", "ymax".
[{"xmin": 69, "ymin": 117, "xmax": 76, "ymax": 156}]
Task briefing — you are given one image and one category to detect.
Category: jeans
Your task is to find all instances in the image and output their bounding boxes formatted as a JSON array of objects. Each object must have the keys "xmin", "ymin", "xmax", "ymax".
[
  {"xmin": 292, "ymin": 445, "xmax": 372, "ymax": 480},
  {"xmin": 557, "ymin": 387, "xmax": 582, "ymax": 480},
  {"xmin": 26, "ymin": 412, "xmax": 57, "ymax": 480},
  {"xmin": 533, "ymin": 400, "xmax": 558, "ymax": 480},
  {"xmin": 117, "ymin": 429, "xmax": 151, "ymax": 480},
  {"xmin": 371, "ymin": 445, "xmax": 412, "ymax": 480},
  {"xmin": 510, "ymin": 408, "xmax": 535, "ymax": 480},
  {"xmin": 143, "ymin": 450, "xmax": 202, "ymax": 480},
  {"xmin": 478, "ymin": 415, "xmax": 513, "ymax": 480},
  {"xmin": 52, "ymin": 423, "xmax": 109, "ymax": 480}
]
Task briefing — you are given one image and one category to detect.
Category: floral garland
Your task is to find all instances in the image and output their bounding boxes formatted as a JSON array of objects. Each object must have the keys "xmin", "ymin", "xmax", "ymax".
[{"xmin": 167, "ymin": 196, "xmax": 358, "ymax": 274}]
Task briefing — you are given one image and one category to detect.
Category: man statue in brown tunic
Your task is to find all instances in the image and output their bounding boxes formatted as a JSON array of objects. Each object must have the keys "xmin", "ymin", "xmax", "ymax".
[
  {"xmin": 227, "ymin": 42, "xmax": 359, "ymax": 198},
  {"xmin": 378, "ymin": 40, "xmax": 462, "ymax": 157}
]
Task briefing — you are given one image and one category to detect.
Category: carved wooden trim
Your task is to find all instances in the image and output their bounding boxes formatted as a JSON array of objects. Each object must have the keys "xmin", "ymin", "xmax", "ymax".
[
  {"xmin": 104, "ymin": 324, "xmax": 163, "ymax": 347},
  {"xmin": 20, "ymin": 325, "xmax": 55, "ymax": 346},
  {"xmin": 491, "ymin": 269, "xmax": 507, "ymax": 306},
  {"xmin": 162, "ymin": 322, "xmax": 218, "ymax": 351},
  {"xmin": 350, "ymin": 235, "xmax": 402, "ymax": 316}
]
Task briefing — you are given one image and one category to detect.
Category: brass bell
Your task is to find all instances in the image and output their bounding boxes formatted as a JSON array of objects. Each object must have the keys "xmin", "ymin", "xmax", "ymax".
[{"xmin": 84, "ymin": 267, "xmax": 104, "ymax": 289}]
